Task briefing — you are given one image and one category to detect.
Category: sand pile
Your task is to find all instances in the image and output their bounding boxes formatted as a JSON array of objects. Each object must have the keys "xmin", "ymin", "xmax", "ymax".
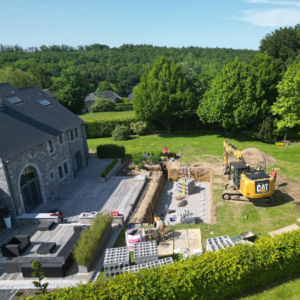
[{"xmin": 241, "ymin": 148, "xmax": 276, "ymax": 166}]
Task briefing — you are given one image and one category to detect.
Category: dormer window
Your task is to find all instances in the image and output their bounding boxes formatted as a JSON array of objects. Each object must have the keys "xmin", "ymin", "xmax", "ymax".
[{"xmin": 6, "ymin": 95, "xmax": 23, "ymax": 105}]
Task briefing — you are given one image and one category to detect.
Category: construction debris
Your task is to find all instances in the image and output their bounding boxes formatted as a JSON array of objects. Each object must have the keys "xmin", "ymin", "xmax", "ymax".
[
  {"xmin": 122, "ymin": 257, "xmax": 173, "ymax": 273},
  {"xmin": 206, "ymin": 235, "xmax": 234, "ymax": 252}
]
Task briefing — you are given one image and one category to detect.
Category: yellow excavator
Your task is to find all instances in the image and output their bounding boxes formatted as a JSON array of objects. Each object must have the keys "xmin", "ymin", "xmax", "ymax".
[{"xmin": 222, "ymin": 140, "xmax": 275, "ymax": 204}]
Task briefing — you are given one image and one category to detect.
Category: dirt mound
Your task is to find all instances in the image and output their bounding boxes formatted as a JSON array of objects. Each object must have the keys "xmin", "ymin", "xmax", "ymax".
[
  {"xmin": 167, "ymin": 166, "xmax": 211, "ymax": 182},
  {"xmin": 241, "ymin": 148, "xmax": 276, "ymax": 166}
]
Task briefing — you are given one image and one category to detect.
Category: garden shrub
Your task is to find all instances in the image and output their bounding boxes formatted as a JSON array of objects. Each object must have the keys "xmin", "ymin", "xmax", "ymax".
[
  {"xmin": 130, "ymin": 121, "xmax": 147, "ymax": 135},
  {"xmin": 85, "ymin": 118, "xmax": 135, "ymax": 138},
  {"xmin": 115, "ymin": 103, "xmax": 133, "ymax": 111},
  {"xmin": 96, "ymin": 145, "xmax": 125, "ymax": 159},
  {"xmin": 100, "ymin": 159, "xmax": 119, "ymax": 177},
  {"xmin": 29, "ymin": 230, "xmax": 300, "ymax": 300},
  {"xmin": 168, "ymin": 151, "xmax": 176, "ymax": 158},
  {"xmin": 252, "ymin": 116, "xmax": 276, "ymax": 143},
  {"xmin": 28, "ymin": 230, "xmax": 300, "ymax": 300},
  {"xmin": 111, "ymin": 125, "xmax": 130, "ymax": 141},
  {"xmin": 73, "ymin": 214, "xmax": 112, "ymax": 266},
  {"xmin": 137, "ymin": 163, "xmax": 144, "ymax": 169},
  {"xmin": 90, "ymin": 98, "xmax": 116, "ymax": 112},
  {"xmin": 132, "ymin": 153, "xmax": 144, "ymax": 164}
]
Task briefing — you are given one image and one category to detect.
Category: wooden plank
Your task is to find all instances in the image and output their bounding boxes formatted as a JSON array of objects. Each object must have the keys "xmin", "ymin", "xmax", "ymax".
[
  {"xmin": 173, "ymin": 230, "xmax": 188, "ymax": 250},
  {"xmin": 268, "ymin": 224, "xmax": 300, "ymax": 237}
]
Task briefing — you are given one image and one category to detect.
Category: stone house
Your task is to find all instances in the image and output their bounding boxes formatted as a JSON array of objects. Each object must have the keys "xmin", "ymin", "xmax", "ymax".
[
  {"xmin": 0, "ymin": 83, "xmax": 89, "ymax": 221},
  {"xmin": 84, "ymin": 91, "xmax": 122, "ymax": 112}
]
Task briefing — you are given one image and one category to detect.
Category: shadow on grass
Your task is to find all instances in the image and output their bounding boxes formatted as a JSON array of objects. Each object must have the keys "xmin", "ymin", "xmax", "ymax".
[{"xmin": 228, "ymin": 273, "xmax": 300, "ymax": 300}]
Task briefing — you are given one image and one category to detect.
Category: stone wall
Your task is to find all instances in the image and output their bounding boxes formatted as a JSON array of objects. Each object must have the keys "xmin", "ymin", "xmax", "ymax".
[
  {"xmin": 4, "ymin": 124, "xmax": 89, "ymax": 218},
  {"xmin": 0, "ymin": 160, "xmax": 15, "ymax": 218}
]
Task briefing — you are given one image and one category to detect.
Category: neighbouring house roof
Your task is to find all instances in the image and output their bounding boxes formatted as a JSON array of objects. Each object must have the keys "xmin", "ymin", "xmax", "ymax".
[
  {"xmin": 84, "ymin": 93, "xmax": 97, "ymax": 102},
  {"xmin": 100, "ymin": 91, "xmax": 122, "ymax": 100},
  {"xmin": 42, "ymin": 89, "xmax": 57, "ymax": 100},
  {"xmin": 0, "ymin": 83, "xmax": 84, "ymax": 162}
]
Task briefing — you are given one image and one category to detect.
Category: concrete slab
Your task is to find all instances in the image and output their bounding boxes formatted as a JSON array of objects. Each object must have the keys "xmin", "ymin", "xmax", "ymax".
[
  {"xmin": 188, "ymin": 228, "xmax": 201, "ymax": 240},
  {"xmin": 155, "ymin": 181, "xmax": 210, "ymax": 225},
  {"xmin": 174, "ymin": 230, "xmax": 189, "ymax": 249},
  {"xmin": 268, "ymin": 224, "xmax": 300, "ymax": 237}
]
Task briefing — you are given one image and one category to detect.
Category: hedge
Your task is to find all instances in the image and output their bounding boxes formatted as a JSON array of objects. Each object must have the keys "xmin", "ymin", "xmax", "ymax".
[
  {"xmin": 97, "ymin": 144, "xmax": 125, "ymax": 159},
  {"xmin": 115, "ymin": 103, "xmax": 133, "ymax": 111},
  {"xmin": 85, "ymin": 118, "xmax": 135, "ymax": 138},
  {"xmin": 73, "ymin": 214, "xmax": 112, "ymax": 266},
  {"xmin": 27, "ymin": 230, "xmax": 300, "ymax": 300},
  {"xmin": 101, "ymin": 159, "xmax": 119, "ymax": 177}
]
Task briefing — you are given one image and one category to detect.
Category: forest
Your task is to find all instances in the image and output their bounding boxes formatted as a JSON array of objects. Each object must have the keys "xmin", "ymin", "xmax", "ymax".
[{"xmin": 0, "ymin": 44, "xmax": 256, "ymax": 96}]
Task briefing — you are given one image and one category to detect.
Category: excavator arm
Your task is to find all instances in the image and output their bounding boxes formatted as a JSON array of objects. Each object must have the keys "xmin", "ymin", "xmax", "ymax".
[{"xmin": 222, "ymin": 140, "xmax": 246, "ymax": 174}]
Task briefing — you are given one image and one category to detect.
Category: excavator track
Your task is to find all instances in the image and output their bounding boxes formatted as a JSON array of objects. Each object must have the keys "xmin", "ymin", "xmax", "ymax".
[{"xmin": 222, "ymin": 189, "xmax": 273, "ymax": 205}]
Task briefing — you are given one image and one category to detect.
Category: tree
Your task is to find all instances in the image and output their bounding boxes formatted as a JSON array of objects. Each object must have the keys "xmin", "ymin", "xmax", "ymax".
[
  {"xmin": 111, "ymin": 125, "xmax": 130, "ymax": 141},
  {"xmin": 272, "ymin": 62, "xmax": 300, "ymax": 140},
  {"xmin": 0, "ymin": 67, "xmax": 36, "ymax": 88},
  {"xmin": 96, "ymin": 80, "xmax": 114, "ymax": 93},
  {"xmin": 178, "ymin": 62, "xmax": 203, "ymax": 131},
  {"xmin": 133, "ymin": 56, "xmax": 193, "ymax": 133},
  {"xmin": 31, "ymin": 260, "xmax": 48, "ymax": 295},
  {"xmin": 249, "ymin": 53, "xmax": 280, "ymax": 106},
  {"xmin": 33, "ymin": 66, "xmax": 52, "ymax": 89},
  {"xmin": 260, "ymin": 24, "xmax": 300, "ymax": 73},
  {"xmin": 198, "ymin": 57, "xmax": 269, "ymax": 132},
  {"xmin": 53, "ymin": 66, "xmax": 87, "ymax": 114}
]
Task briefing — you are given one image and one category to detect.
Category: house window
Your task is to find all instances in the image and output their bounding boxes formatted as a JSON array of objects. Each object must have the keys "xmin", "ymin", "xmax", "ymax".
[
  {"xmin": 70, "ymin": 130, "xmax": 74, "ymax": 141},
  {"xmin": 48, "ymin": 140, "xmax": 54, "ymax": 153},
  {"xmin": 49, "ymin": 171, "xmax": 55, "ymax": 180},
  {"xmin": 74, "ymin": 128, "xmax": 79, "ymax": 139},
  {"xmin": 6, "ymin": 95, "xmax": 23, "ymax": 105},
  {"xmin": 63, "ymin": 162, "xmax": 69, "ymax": 175},
  {"xmin": 58, "ymin": 161, "xmax": 70, "ymax": 181},
  {"xmin": 58, "ymin": 166, "xmax": 64, "ymax": 180},
  {"xmin": 59, "ymin": 134, "xmax": 64, "ymax": 144}
]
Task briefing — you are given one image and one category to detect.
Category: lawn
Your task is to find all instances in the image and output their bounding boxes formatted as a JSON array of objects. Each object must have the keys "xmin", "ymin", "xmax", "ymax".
[
  {"xmin": 79, "ymin": 110, "xmax": 135, "ymax": 121},
  {"xmin": 91, "ymin": 132, "xmax": 300, "ymax": 297},
  {"xmin": 87, "ymin": 132, "xmax": 300, "ymax": 181}
]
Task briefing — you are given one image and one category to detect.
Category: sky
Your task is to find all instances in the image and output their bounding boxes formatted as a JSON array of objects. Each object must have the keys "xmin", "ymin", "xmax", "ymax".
[{"xmin": 1, "ymin": 0, "xmax": 300, "ymax": 50}]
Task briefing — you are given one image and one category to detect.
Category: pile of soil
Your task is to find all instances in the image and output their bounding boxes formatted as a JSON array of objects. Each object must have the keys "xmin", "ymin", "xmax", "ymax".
[
  {"xmin": 241, "ymin": 148, "xmax": 276, "ymax": 166},
  {"xmin": 167, "ymin": 166, "xmax": 211, "ymax": 182}
]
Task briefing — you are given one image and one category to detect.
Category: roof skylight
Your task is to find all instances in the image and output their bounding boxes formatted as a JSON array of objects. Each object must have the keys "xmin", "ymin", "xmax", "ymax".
[
  {"xmin": 38, "ymin": 99, "xmax": 52, "ymax": 107},
  {"xmin": 6, "ymin": 95, "xmax": 23, "ymax": 105}
]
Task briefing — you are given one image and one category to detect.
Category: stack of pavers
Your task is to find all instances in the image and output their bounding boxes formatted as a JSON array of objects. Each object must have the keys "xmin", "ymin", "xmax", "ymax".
[
  {"xmin": 103, "ymin": 246, "xmax": 130, "ymax": 281},
  {"xmin": 199, "ymin": 186, "xmax": 206, "ymax": 222},
  {"xmin": 134, "ymin": 241, "xmax": 158, "ymax": 264},
  {"xmin": 206, "ymin": 235, "xmax": 234, "ymax": 252},
  {"xmin": 122, "ymin": 257, "xmax": 173, "ymax": 274},
  {"xmin": 178, "ymin": 209, "xmax": 195, "ymax": 224},
  {"xmin": 177, "ymin": 178, "xmax": 195, "ymax": 195}
]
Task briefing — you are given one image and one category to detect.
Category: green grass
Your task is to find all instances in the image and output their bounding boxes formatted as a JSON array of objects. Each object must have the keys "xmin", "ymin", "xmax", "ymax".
[
  {"xmin": 91, "ymin": 132, "xmax": 300, "ymax": 296},
  {"xmin": 79, "ymin": 110, "xmax": 135, "ymax": 121},
  {"xmin": 88, "ymin": 132, "xmax": 300, "ymax": 181}
]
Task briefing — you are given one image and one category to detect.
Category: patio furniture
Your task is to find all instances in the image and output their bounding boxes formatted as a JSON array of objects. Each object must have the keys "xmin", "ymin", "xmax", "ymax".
[
  {"xmin": 1, "ymin": 235, "xmax": 31, "ymax": 257},
  {"xmin": 2, "ymin": 226, "xmax": 83, "ymax": 278},
  {"xmin": 37, "ymin": 221, "xmax": 54, "ymax": 231},
  {"xmin": 36, "ymin": 242, "xmax": 56, "ymax": 254}
]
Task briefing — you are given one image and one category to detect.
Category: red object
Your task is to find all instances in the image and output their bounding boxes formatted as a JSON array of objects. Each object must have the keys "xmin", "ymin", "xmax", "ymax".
[
  {"xmin": 247, "ymin": 193, "xmax": 250, "ymax": 195},
  {"xmin": 163, "ymin": 147, "xmax": 168, "ymax": 154},
  {"xmin": 272, "ymin": 170, "xmax": 277, "ymax": 178},
  {"xmin": 50, "ymin": 213, "xmax": 55, "ymax": 216},
  {"xmin": 112, "ymin": 211, "xmax": 119, "ymax": 217}
]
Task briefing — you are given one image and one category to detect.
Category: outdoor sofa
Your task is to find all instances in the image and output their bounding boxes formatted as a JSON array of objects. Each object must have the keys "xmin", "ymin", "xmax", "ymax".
[
  {"xmin": 1, "ymin": 226, "xmax": 82, "ymax": 278},
  {"xmin": 1, "ymin": 235, "xmax": 31, "ymax": 257}
]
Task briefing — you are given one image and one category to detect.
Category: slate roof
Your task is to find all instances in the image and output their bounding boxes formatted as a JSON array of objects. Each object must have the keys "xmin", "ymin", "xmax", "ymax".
[
  {"xmin": 84, "ymin": 93, "xmax": 97, "ymax": 102},
  {"xmin": 100, "ymin": 91, "xmax": 122, "ymax": 100},
  {"xmin": 0, "ymin": 83, "xmax": 84, "ymax": 162}
]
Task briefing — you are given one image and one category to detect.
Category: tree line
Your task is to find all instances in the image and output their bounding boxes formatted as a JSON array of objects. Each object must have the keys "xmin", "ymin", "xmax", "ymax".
[{"xmin": 134, "ymin": 24, "xmax": 300, "ymax": 141}]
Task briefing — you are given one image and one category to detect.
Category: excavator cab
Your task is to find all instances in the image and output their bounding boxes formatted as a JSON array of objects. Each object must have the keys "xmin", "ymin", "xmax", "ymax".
[{"xmin": 228, "ymin": 162, "xmax": 249, "ymax": 190}]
